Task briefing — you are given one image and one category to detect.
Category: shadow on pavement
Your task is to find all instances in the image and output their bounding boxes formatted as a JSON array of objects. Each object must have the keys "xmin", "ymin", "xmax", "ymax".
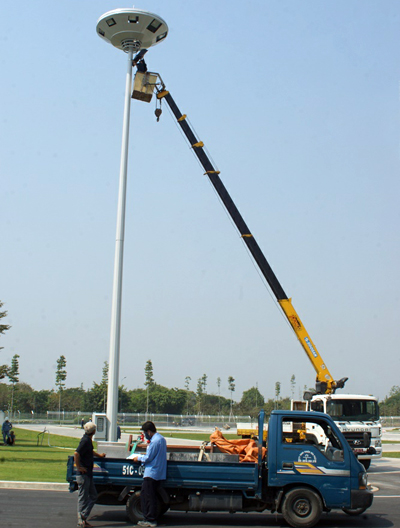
[{"xmin": 92, "ymin": 508, "xmax": 394, "ymax": 528}]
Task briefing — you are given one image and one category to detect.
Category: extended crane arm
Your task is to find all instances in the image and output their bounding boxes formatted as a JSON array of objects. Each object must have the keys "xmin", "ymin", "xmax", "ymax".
[{"xmin": 134, "ymin": 66, "xmax": 347, "ymax": 394}]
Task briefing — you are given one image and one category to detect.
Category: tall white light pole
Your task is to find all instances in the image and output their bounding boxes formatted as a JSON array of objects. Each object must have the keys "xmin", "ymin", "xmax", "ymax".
[{"xmin": 96, "ymin": 9, "xmax": 168, "ymax": 441}]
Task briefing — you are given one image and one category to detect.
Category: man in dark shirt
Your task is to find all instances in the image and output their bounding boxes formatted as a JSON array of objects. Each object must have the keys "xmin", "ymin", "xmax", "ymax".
[
  {"xmin": 2, "ymin": 418, "xmax": 12, "ymax": 445},
  {"xmin": 74, "ymin": 422, "xmax": 106, "ymax": 527}
]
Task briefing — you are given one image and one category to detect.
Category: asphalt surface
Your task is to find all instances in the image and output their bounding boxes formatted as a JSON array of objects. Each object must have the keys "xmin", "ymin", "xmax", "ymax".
[
  {"xmin": 13, "ymin": 423, "xmax": 205, "ymax": 445},
  {"xmin": 15, "ymin": 423, "xmax": 400, "ymax": 446},
  {"xmin": 1, "ymin": 474, "xmax": 399, "ymax": 528}
]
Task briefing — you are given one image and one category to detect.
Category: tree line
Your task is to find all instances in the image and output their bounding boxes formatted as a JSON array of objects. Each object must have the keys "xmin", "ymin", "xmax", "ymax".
[
  {"xmin": 3, "ymin": 354, "xmax": 398, "ymax": 418},
  {"xmin": 1, "ymin": 302, "xmax": 292, "ymax": 417},
  {"xmin": 2, "ymin": 301, "xmax": 399, "ymax": 417},
  {"xmin": 0, "ymin": 354, "xmax": 293, "ymax": 417}
]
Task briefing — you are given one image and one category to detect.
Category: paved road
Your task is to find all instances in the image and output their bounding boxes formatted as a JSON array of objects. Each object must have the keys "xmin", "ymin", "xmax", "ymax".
[
  {"xmin": 1, "ymin": 489, "xmax": 398, "ymax": 528},
  {"xmin": 15, "ymin": 423, "xmax": 400, "ymax": 448},
  {"xmin": 14, "ymin": 424, "xmax": 204, "ymax": 446}
]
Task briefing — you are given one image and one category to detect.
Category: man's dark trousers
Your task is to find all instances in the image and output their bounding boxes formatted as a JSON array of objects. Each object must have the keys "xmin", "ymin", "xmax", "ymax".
[{"xmin": 141, "ymin": 477, "xmax": 158, "ymax": 521}]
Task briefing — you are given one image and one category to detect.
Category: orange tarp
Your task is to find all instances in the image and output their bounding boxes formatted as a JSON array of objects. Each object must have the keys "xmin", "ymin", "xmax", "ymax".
[{"xmin": 210, "ymin": 429, "xmax": 266, "ymax": 463}]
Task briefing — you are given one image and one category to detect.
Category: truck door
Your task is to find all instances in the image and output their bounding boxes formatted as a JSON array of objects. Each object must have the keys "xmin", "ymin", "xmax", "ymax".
[{"xmin": 273, "ymin": 415, "xmax": 351, "ymax": 508}]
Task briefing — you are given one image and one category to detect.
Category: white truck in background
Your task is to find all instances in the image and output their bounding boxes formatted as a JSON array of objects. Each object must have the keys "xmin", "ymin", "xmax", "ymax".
[{"xmin": 292, "ymin": 393, "xmax": 381, "ymax": 470}]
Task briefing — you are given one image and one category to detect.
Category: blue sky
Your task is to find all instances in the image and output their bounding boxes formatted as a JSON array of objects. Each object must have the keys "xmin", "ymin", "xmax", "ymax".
[{"xmin": 1, "ymin": 0, "xmax": 399, "ymax": 402}]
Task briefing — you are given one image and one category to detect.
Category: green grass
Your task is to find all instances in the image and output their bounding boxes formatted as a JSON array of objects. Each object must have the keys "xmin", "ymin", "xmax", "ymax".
[
  {"xmin": 382, "ymin": 452, "xmax": 400, "ymax": 458},
  {"xmin": 124, "ymin": 430, "xmax": 239, "ymax": 442},
  {"xmin": 0, "ymin": 428, "xmax": 239, "ymax": 482},
  {"xmin": 0, "ymin": 428, "xmax": 84, "ymax": 482},
  {"xmin": 382, "ymin": 440, "xmax": 400, "ymax": 444}
]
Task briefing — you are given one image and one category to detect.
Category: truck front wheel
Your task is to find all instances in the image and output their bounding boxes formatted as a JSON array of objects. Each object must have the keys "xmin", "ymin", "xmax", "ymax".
[{"xmin": 282, "ymin": 488, "xmax": 323, "ymax": 528}]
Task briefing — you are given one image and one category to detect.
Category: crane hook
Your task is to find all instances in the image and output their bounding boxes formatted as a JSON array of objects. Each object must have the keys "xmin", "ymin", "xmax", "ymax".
[{"xmin": 155, "ymin": 107, "xmax": 162, "ymax": 122}]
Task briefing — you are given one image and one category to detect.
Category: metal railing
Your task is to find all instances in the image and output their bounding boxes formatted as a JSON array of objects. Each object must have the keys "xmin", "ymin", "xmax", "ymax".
[
  {"xmin": 4, "ymin": 411, "xmax": 252, "ymax": 427},
  {"xmin": 7, "ymin": 411, "xmax": 400, "ymax": 428},
  {"xmin": 381, "ymin": 416, "xmax": 400, "ymax": 427}
]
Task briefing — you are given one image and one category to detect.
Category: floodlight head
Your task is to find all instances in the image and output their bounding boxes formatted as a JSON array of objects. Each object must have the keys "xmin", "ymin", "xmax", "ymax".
[{"xmin": 96, "ymin": 8, "xmax": 168, "ymax": 52}]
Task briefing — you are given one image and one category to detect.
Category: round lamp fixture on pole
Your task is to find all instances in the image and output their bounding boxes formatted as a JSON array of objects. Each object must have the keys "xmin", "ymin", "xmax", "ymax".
[
  {"xmin": 96, "ymin": 8, "xmax": 168, "ymax": 442},
  {"xmin": 97, "ymin": 8, "xmax": 168, "ymax": 52}
]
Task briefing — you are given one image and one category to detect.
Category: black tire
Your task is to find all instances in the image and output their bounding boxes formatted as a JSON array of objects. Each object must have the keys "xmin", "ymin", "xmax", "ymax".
[
  {"xmin": 342, "ymin": 507, "xmax": 367, "ymax": 516},
  {"xmin": 126, "ymin": 491, "xmax": 143, "ymax": 524},
  {"xmin": 125, "ymin": 490, "xmax": 167, "ymax": 524},
  {"xmin": 282, "ymin": 488, "xmax": 323, "ymax": 528},
  {"xmin": 360, "ymin": 459, "xmax": 371, "ymax": 470},
  {"xmin": 159, "ymin": 503, "xmax": 170, "ymax": 515}
]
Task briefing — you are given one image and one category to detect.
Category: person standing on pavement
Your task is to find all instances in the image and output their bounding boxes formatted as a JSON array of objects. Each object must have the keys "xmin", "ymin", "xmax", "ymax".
[
  {"xmin": 2, "ymin": 418, "xmax": 12, "ymax": 445},
  {"xmin": 74, "ymin": 422, "xmax": 106, "ymax": 527},
  {"xmin": 131, "ymin": 421, "xmax": 167, "ymax": 528}
]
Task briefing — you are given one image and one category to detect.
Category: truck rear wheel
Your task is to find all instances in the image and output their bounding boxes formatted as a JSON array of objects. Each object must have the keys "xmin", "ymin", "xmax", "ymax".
[
  {"xmin": 282, "ymin": 488, "xmax": 322, "ymax": 528},
  {"xmin": 126, "ymin": 491, "xmax": 143, "ymax": 524},
  {"xmin": 126, "ymin": 490, "xmax": 166, "ymax": 524}
]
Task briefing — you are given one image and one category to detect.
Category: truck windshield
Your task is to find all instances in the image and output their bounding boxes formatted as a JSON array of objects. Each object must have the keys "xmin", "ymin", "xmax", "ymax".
[{"xmin": 326, "ymin": 399, "xmax": 379, "ymax": 422}]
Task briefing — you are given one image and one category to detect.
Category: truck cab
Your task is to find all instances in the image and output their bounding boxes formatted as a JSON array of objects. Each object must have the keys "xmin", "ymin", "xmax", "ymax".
[{"xmin": 268, "ymin": 410, "xmax": 371, "ymax": 521}]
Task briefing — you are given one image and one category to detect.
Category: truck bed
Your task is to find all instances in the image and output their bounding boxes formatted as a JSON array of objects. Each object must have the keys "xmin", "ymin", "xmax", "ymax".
[{"xmin": 66, "ymin": 456, "xmax": 260, "ymax": 494}]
